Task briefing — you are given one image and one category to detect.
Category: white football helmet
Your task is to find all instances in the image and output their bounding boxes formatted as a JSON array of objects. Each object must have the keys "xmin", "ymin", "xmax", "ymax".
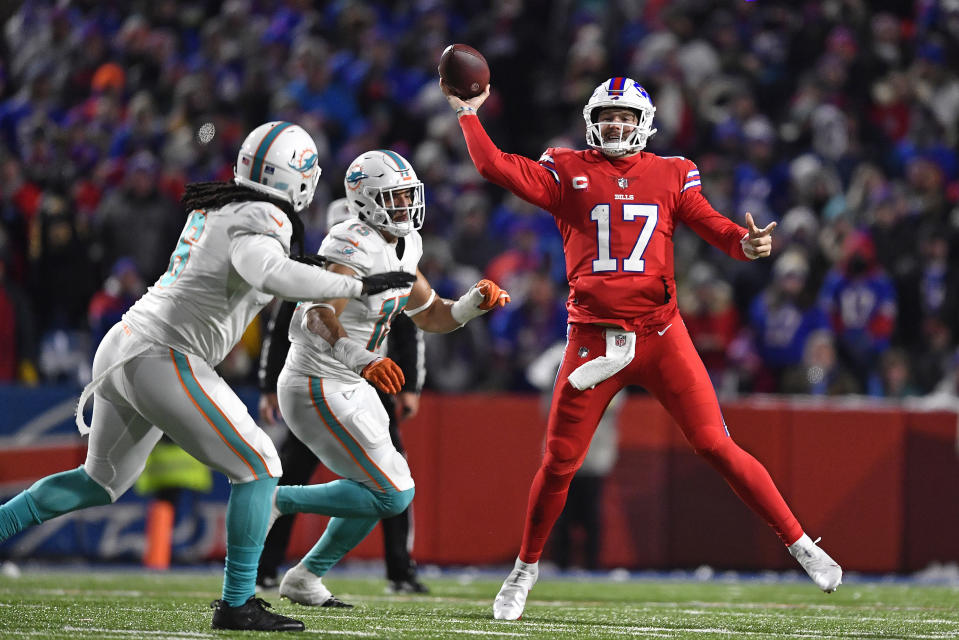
[
  {"xmin": 343, "ymin": 150, "xmax": 424, "ymax": 237},
  {"xmin": 583, "ymin": 77, "xmax": 657, "ymax": 155},
  {"xmin": 234, "ymin": 121, "xmax": 321, "ymax": 212}
]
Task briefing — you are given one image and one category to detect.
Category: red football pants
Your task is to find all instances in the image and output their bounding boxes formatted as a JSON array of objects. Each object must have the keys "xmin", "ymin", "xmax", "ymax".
[{"xmin": 518, "ymin": 315, "xmax": 803, "ymax": 564}]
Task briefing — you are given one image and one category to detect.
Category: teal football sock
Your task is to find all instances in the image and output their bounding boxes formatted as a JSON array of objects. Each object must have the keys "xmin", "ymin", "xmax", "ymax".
[
  {"xmin": 277, "ymin": 481, "xmax": 413, "ymax": 519},
  {"xmin": 295, "ymin": 486, "xmax": 414, "ymax": 576},
  {"xmin": 0, "ymin": 493, "xmax": 39, "ymax": 542},
  {"xmin": 1, "ymin": 466, "xmax": 111, "ymax": 541},
  {"xmin": 302, "ymin": 516, "xmax": 380, "ymax": 576},
  {"xmin": 222, "ymin": 476, "xmax": 278, "ymax": 606}
]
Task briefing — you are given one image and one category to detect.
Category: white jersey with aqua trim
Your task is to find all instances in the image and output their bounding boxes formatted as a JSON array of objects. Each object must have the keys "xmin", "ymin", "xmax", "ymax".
[
  {"xmin": 285, "ymin": 218, "xmax": 422, "ymax": 384},
  {"xmin": 123, "ymin": 200, "xmax": 292, "ymax": 365}
]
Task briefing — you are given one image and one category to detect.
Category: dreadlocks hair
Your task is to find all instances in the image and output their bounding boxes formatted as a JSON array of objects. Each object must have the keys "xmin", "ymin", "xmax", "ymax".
[{"xmin": 180, "ymin": 181, "xmax": 306, "ymax": 256}]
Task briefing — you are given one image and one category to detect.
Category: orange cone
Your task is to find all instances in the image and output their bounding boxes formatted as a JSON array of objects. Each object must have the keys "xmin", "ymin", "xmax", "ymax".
[{"xmin": 143, "ymin": 500, "xmax": 175, "ymax": 570}]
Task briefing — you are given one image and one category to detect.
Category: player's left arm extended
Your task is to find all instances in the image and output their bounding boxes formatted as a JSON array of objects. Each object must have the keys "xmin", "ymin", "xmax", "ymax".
[
  {"xmin": 404, "ymin": 270, "xmax": 510, "ymax": 333},
  {"xmin": 678, "ymin": 189, "xmax": 775, "ymax": 261}
]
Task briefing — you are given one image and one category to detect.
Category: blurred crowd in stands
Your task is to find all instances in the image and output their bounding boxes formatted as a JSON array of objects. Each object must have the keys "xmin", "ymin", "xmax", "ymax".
[{"xmin": 0, "ymin": 0, "xmax": 957, "ymax": 401}]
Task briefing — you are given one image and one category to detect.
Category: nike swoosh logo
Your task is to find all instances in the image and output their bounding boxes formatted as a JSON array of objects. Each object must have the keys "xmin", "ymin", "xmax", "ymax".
[
  {"xmin": 269, "ymin": 214, "xmax": 284, "ymax": 227},
  {"xmin": 657, "ymin": 323, "xmax": 673, "ymax": 337}
]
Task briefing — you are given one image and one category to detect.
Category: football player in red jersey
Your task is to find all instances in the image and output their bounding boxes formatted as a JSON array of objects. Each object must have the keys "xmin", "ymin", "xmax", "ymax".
[{"xmin": 442, "ymin": 77, "xmax": 843, "ymax": 620}]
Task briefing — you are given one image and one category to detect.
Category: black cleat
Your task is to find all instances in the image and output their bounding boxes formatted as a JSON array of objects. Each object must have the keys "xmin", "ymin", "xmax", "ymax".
[
  {"xmin": 321, "ymin": 595, "xmax": 353, "ymax": 608},
  {"xmin": 388, "ymin": 578, "xmax": 430, "ymax": 594},
  {"xmin": 211, "ymin": 596, "xmax": 305, "ymax": 631}
]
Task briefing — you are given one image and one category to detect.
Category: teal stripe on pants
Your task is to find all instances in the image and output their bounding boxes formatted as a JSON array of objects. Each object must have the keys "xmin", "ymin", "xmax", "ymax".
[
  {"xmin": 308, "ymin": 377, "xmax": 396, "ymax": 493},
  {"xmin": 171, "ymin": 350, "xmax": 269, "ymax": 479}
]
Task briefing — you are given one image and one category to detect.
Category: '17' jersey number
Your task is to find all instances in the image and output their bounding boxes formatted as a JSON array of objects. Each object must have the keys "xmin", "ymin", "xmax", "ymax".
[{"xmin": 590, "ymin": 203, "xmax": 659, "ymax": 273}]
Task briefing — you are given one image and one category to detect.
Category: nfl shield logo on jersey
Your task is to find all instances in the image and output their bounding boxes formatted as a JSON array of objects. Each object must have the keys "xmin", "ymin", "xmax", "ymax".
[
  {"xmin": 615, "ymin": 334, "xmax": 627, "ymax": 347},
  {"xmin": 617, "ymin": 177, "xmax": 628, "ymax": 189},
  {"xmin": 578, "ymin": 346, "xmax": 589, "ymax": 358}
]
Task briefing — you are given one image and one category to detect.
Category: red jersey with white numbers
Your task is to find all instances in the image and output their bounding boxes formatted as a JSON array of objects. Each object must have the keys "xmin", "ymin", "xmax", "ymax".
[{"xmin": 458, "ymin": 114, "xmax": 750, "ymax": 331}]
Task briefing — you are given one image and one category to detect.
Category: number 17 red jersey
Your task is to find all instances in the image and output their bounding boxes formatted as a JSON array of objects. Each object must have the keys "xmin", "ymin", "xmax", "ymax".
[{"xmin": 458, "ymin": 114, "xmax": 751, "ymax": 332}]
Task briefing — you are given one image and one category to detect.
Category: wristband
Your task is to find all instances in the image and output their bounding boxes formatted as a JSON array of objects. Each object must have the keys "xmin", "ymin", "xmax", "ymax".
[
  {"xmin": 450, "ymin": 286, "xmax": 487, "ymax": 325},
  {"xmin": 332, "ymin": 337, "xmax": 379, "ymax": 375},
  {"xmin": 455, "ymin": 106, "xmax": 475, "ymax": 117}
]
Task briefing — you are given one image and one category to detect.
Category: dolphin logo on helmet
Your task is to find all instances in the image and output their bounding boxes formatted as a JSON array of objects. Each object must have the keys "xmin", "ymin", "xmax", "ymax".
[
  {"xmin": 345, "ymin": 167, "xmax": 369, "ymax": 191},
  {"xmin": 288, "ymin": 150, "xmax": 319, "ymax": 178}
]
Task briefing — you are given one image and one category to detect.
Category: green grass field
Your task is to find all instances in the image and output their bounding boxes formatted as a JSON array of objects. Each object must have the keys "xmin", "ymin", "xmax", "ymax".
[{"xmin": 1, "ymin": 567, "xmax": 957, "ymax": 639}]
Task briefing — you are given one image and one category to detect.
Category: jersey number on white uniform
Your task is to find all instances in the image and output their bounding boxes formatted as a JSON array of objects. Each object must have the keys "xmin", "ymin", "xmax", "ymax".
[
  {"xmin": 366, "ymin": 294, "xmax": 410, "ymax": 350},
  {"xmin": 590, "ymin": 203, "xmax": 659, "ymax": 273},
  {"xmin": 158, "ymin": 210, "xmax": 207, "ymax": 287}
]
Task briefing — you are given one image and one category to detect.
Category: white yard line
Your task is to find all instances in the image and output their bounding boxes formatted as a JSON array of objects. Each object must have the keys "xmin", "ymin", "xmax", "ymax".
[
  {"xmin": 672, "ymin": 607, "xmax": 958, "ymax": 626},
  {"xmin": 62, "ymin": 628, "xmax": 212, "ymax": 638},
  {"xmin": 378, "ymin": 630, "xmax": 528, "ymax": 637},
  {"xmin": 513, "ymin": 619, "xmax": 958, "ymax": 639},
  {"xmin": 57, "ymin": 627, "xmax": 375, "ymax": 638},
  {"xmin": 0, "ymin": 619, "xmax": 948, "ymax": 640}
]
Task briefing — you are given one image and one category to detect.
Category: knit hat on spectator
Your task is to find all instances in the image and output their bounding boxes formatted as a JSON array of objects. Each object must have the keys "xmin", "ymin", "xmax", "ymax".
[{"xmin": 92, "ymin": 63, "xmax": 125, "ymax": 93}]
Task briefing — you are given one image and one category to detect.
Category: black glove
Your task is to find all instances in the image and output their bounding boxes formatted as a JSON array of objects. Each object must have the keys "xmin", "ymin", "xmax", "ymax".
[
  {"xmin": 291, "ymin": 254, "xmax": 327, "ymax": 268},
  {"xmin": 362, "ymin": 271, "xmax": 417, "ymax": 295}
]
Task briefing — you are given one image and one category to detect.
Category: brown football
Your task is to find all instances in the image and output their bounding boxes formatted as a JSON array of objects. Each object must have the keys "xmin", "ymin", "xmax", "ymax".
[{"xmin": 438, "ymin": 44, "xmax": 490, "ymax": 99}]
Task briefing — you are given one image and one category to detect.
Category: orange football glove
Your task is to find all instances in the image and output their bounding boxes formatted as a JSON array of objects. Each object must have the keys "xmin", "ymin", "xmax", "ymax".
[
  {"xmin": 476, "ymin": 279, "xmax": 510, "ymax": 310},
  {"xmin": 361, "ymin": 357, "xmax": 405, "ymax": 395}
]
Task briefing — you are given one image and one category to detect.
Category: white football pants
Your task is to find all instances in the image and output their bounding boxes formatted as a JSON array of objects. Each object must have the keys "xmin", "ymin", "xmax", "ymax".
[
  {"xmin": 276, "ymin": 370, "xmax": 414, "ymax": 493},
  {"xmin": 83, "ymin": 322, "xmax": 281, "ymax": 500}
]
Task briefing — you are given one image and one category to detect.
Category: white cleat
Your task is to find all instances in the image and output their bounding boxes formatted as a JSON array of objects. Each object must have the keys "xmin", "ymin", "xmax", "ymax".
[
  {"xmin": 493, "ymin": 558, "xmax": 538, "ymax": 620},
  {"xmin": 279, "ymin": 562, "xmax": 352, "ymax": 607},
  {"xmin": 789, "ymin": 533, "xmax": 843, "ymax": 593}
]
